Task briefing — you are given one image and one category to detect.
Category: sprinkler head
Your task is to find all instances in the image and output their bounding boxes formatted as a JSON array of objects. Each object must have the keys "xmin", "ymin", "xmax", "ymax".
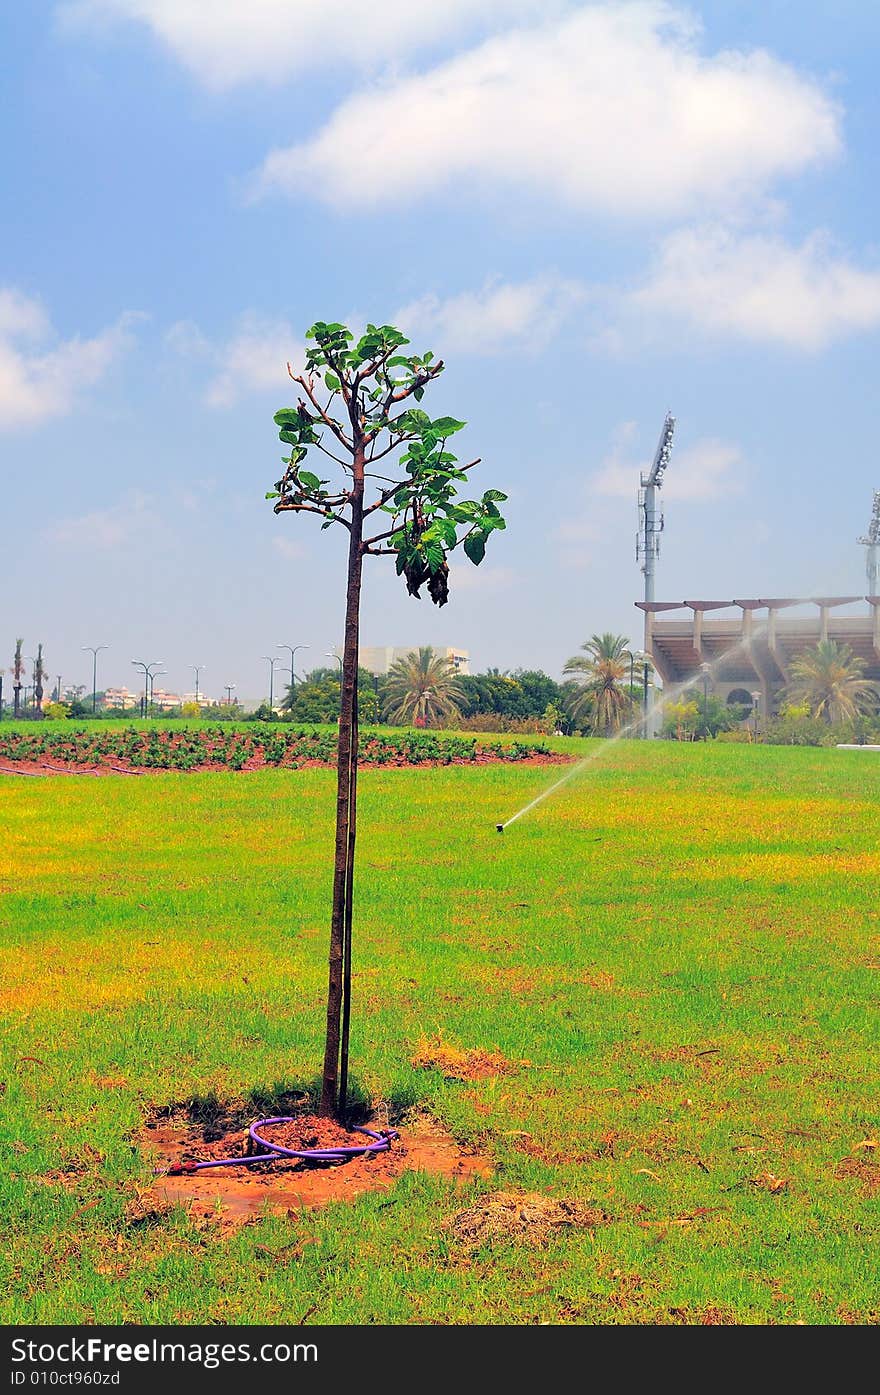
[{"xmin": 495, "ymin": 823, "xmax": 504, "ymax": 834}]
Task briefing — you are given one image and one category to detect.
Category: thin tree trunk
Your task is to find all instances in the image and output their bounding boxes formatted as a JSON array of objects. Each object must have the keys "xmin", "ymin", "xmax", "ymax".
[{"xmin": 319, "ymin": 486, "xmax": 363, "ymax": 1118}]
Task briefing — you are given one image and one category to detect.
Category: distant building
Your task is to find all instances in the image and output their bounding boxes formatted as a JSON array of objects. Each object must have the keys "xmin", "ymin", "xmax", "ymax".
[
  {"xmin": 150, "ymin": 688, "xmax": 180, "ymax": 711},
  {"xmin": 103, "ymin": 686, "xmax": 139, "ymax": 710},
  {"xmin": 180, "ymin": 692, "xmax": 212, "ymax": 709},
  {"xmin": 358, "ymin": 645, "xmax": 470, "ymax": 676}
]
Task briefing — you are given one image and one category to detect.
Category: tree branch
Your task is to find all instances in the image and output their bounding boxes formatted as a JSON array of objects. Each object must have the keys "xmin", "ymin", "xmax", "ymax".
[
  {"xmin": 288, "ymin": 365, "xmax": 353, "ymax": 450},
  {"xmin": 362, "ymin": 457, "xmax": 481, "ymax": 517},
  {"xmin": 274, "ymin": 499, "xmax": 351, "ymax": 530}
]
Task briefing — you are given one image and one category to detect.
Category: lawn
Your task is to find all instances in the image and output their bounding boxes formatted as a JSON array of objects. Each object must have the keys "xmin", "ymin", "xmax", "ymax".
[{"xmin": 1, "ymin": 739, "xmax": 878, "ymax": 1324}]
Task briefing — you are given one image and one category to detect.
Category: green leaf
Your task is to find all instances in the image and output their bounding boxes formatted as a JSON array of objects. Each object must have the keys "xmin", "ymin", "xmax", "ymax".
[
  {"xmin": 265, "ymin": 491, "xmax": 280, "ymax": 499},
  {"xmin": 274, "ymin": 408, "xmax": 300, "ymax": 427},
  {"xmin": 299, "ymin": 471, "xmax": 321, "ymax": 491},
  {"xmin": 278, "ymin": 429, "xmax": 300, "ymax": 445},
  {"xmin": 432, "ymin": 416, "xmax": 466, "ymax": 435},
  {"xmin": 464, "ymin": 533, "xmax": 487, "ymax": 566},
  {"xmin": 413, "ymin": 386, "xmax": 424, "ymax": 401},
  {"xmin": 423, "ymin": 539, "xmax": 444, "ymax": 572},
  {"xmin": 324, "ymin": 371, "xmax": 340, "ymax": 391},
  {"xmin": 483, "ymin": 489, "xmax": 508, "ymax": 502}
]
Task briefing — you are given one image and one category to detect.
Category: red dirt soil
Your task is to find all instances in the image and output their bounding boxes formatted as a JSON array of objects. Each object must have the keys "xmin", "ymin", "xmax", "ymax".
[
  {"xmin": 142, "ymin": 1112, "xmax": 492, "ymax": 1222},
  {"xmin": 0, "ymin": 753, "xmax": 571, "ymax": 778}
]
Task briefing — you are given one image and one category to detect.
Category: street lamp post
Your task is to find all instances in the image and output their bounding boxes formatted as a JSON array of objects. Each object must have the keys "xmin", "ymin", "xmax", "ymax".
[
  {"xmin": 751, "ymin": 689, "xmax": 761, "ymax": 742},
  {"xmin": 150, "ymin": 668, "xmax": 166, "ymax": 713},
  {"xmin": 224, "ymin": 683, "xmax": 236, "ymax": 707},
  {"xmin": 132, "ymin": 661, "xmax": 163, "ymax": 719},
  {"xmin": 700, "ymin": 662, "xmax": 712, "ymax": 740},
  {"xmin": 82, "ymin": 645, "xmax": 108, "ymax": 715},
  {"xmin": 192, "ymin": 665, "xmax": 205, "ymax": 707},
  {"xmin": 262, "ymin": 656, "xmax": 281, "ymax": 711},
  {"xmin": 278, "ymin": 644, "xmax": 310, "ymax": 704}
]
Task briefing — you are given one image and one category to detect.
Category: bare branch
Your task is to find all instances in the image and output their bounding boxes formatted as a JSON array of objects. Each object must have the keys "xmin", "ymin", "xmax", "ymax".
[
  {"xmin": 274, "ymin": 499, "xmax": 351, "ymax": 530},
  {"xmin": 361, "ymin": 524, "xmax": 400, "ymax": 548}
]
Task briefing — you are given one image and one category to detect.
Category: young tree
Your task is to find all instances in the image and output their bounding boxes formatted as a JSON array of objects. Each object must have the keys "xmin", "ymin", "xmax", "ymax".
[
  {"xmin": 268, "ymin": 321, "xmax": 507, "ymax": 1118},
  {"xmin": 12, "ymin": 639, "xmax": 24, "ymax": 719}
]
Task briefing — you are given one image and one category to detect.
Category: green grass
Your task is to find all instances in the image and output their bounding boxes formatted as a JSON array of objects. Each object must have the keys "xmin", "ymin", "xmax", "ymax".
[{"xmin": 1, "ymin": 740, "xmax": 878, "ymax": 1324}]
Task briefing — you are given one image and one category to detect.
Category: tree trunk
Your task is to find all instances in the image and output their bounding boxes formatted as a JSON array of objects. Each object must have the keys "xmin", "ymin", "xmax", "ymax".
[
  {"xmin": 319, "ymin": 486, "xmax": 364, "ymax": 1118},
  {"xmin": 13, "ymin": 686, "xmax": 21, "ymax": 719}
]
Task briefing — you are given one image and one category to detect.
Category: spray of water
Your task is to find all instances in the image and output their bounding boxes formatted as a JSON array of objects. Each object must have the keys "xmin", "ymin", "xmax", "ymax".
[{"xmin": 497, "ymin": 625, "xmax": 768, "ymax": 831}]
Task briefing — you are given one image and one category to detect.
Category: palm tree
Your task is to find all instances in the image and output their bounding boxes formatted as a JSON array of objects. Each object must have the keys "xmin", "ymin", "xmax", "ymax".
[
  {"xmin": 34, "ymin": 643, "xmax": 45, "ymax": 717},
  {"xmin": 12, "ymin": 638, "xmax": 23, "ymax": 718},
  {"xmin": 785, "ymin": 640, "xmax": 878, "ymax": 724},
  {"xmin": 563, "ymin": 633, "xmax": 633, "ymax": 736},
  {"xmin": 382, "ymin": 647, "xmax": 463, "ymax": 727}
]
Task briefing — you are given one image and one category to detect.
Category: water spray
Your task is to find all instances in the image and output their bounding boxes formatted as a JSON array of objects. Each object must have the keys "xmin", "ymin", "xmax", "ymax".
[{"xmin": 495, "ymin": 624, "xmax": 768, "ymax": 833}]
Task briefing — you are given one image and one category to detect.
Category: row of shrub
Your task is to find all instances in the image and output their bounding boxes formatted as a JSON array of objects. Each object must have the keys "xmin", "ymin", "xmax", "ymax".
[{"xmin": 0, "ymin": 726, "xmax": 555, "ymax": 771}]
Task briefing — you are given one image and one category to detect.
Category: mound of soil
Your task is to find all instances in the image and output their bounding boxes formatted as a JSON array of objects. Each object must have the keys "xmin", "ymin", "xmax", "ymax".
[
  {"xmin": 445, "ymin": 1191, "xmax": 612, "ymax": 1248},
  {"xmin": 141, "ymin": 1110, "xmax": 492, "ymax": 1223}
]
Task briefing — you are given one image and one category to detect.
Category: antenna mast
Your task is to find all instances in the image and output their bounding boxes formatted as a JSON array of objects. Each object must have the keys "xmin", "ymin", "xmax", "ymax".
[{"xmin": 857, "ymin": 490, "xmax": 880, "ymax": 597}]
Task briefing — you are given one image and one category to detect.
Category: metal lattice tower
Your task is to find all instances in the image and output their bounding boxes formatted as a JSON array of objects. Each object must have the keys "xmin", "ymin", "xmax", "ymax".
[
  {"xmin": 636, "ymin": 413, "xmax": 675, "ymax": 734},
  {"xmin": 636, "ymin": 413, "xmax": 675, "ymax": 601},
  {"xmin": 857, "ymin": 489, "xmax": 880, "ymax": 596}
]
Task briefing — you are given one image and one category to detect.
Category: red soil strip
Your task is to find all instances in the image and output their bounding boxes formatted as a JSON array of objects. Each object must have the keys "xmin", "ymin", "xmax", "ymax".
[
  {"xmin": 142, "ymin": 1112, "xmax": 492, "ymax": 1222},
  {"xmin": 0, "ymin": 753, "xmax": 571, "ymax": 778}
]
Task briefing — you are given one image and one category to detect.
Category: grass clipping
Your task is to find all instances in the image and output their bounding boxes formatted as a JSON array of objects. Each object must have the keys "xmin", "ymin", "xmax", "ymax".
[{"xmin": 446, "ymin": 1191, "xmax": 610, "ymax": 1248}]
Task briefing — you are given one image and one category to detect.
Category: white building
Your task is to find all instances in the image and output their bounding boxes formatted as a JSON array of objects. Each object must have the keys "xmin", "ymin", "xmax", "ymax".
[
  {"xmin": 358, "ymin": 645, "xmax": 470, "ymax": 676},
  {"xmin": 103, "ymin": 686, "xmax": 139, "ymax": 710}
]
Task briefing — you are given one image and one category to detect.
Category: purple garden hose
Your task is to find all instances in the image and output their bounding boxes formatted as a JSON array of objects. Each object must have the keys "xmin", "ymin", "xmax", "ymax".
[{"xmin": 162, "ymin": 1118, "xmax": 399, "ymax": 1176}]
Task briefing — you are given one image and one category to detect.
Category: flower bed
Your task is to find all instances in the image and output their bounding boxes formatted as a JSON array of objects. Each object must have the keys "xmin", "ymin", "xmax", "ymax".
[{"xmin": 0, "ymin": 726, "xmax": 570, "ymax": 774}]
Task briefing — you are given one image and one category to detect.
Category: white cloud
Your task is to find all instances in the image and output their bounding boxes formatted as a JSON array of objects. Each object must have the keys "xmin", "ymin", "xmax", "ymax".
[
  {"xmin": 593, "ymin": 431, "xmax": 744, "ymax": 500},
  {"xmin": 167, "ymin": 313, "xmax": 303, "ymax": 407},
  {"xmin": 629, "ymin": 225, "xmax": 880, "ymax": 349},
  {"xmin": 272, "ymin": 536, "xmax": 307, "ymax": 561},
  {"xmin": 448, "ymin": 563, "xmax": 514, "ymax": 594},
  {"xmin": 44, "ymin": 491, "xmax": 155, "ymax": 549},
  {"xmin": 0, "ymin": 290, "xmax": 137, "ymax": 431},
  {"xmin": 59, "ymin": 0, "xmax": 551, "ymax": 88},
  {"xmin": 256, "ymin": 4, "xmax": 839, "ymax": 218},
  {"xmin": 396, "ymin": 275, "xmax": 586, "ymax": 355}
]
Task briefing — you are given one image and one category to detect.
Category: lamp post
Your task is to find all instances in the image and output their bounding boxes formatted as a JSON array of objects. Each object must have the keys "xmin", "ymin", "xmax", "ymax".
[
  {"xmin": 192, "ymin": 664, "xmax": 205, "ymax": 707},
  {"xmin": 132, "ymin": 661, "xmax": 163, "ymax": 719},
  {"xmin": 326, "ymin": 650, "xmax": 343, "ymax": 674},
  {"xmin": 262, "ymin": 656, "xmax": 281, "ymax": 711},
  {"xmin": 148, "ymin": 668, "xmax": 166, "ymax": 715},
  {"xmin": 751, "ymin": 690, "xmax": 761, "ymax": 742},
  {"xmin": 224, "ymin": 683, "xmax": 236, "ymax": 707},
  {"xmin": 82, "ymin": 645, "xmax": 108, "ymax": 715},
  {"xmin": 700, "ymin": 662, "xmax": 712, "ymax": 740},
  {"xmin": 278, "ymin": 644, "xmax": 310, "ymax": 703}
]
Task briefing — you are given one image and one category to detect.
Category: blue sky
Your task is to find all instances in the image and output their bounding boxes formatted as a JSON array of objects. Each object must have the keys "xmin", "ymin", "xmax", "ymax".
[{"xmin": 3, "ymin": 2, "xmax": 880, "ymax": 701}]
